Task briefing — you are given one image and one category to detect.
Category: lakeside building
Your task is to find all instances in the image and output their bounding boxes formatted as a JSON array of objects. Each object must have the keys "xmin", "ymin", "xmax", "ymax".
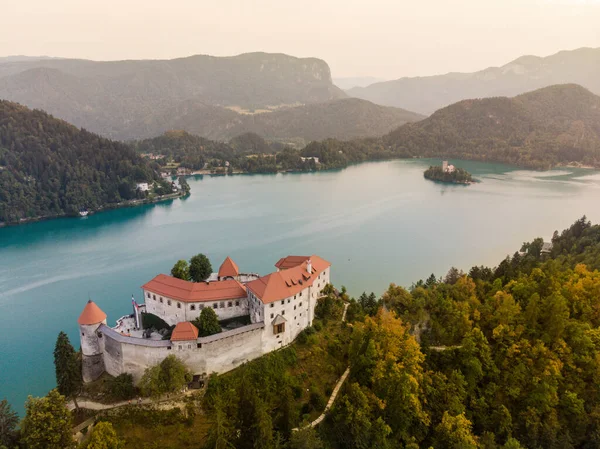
[{"xmin": 78, "ymin": 255, "xmax": 331, "ymax": 383}]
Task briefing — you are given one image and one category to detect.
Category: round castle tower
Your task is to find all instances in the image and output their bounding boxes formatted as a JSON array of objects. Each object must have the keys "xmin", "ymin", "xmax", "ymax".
[{"xmin": 78, "ymin": 300, "xmax": 107, "ymax": 382}]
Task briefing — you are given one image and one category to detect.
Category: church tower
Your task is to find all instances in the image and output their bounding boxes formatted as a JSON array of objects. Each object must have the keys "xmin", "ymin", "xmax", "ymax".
[{"xmin": 78, "ymin": 300, "xmax": 107, "ymax": 382}]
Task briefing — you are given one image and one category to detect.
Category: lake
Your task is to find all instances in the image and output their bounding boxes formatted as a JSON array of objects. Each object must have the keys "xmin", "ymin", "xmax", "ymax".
[{"xmin": 1, "ymin": 159, "xmax": 600, "ymax": 414}]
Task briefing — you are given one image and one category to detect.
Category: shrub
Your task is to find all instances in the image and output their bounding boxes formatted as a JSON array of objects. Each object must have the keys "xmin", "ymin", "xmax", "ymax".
[
  {"xmin": 142, "ymin": 313, "xmax": 171, "ymax": 332},
  {"xmin": 313, "ymin": 320, "xmax": 323, "ymax": 332},
  {"xmin": 309, "ymin": 391, "xmax": 326, "ymax": 411},
  {"xmin": 139, "ymin": 355, "xmax": 192, "ymax": 398},
  {"xmin": 107, "ymin": 373, "xmax": 136, "ymax": 401}
]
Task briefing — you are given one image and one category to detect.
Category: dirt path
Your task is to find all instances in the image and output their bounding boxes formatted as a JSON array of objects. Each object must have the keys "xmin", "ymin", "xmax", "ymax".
[
  {"xmin": 293, "ymin": 302, "xmax": 351, "ymax": 432},
  {"xmin": 68, "ymin": 390, "xmax": 193, "ymax": 412}
]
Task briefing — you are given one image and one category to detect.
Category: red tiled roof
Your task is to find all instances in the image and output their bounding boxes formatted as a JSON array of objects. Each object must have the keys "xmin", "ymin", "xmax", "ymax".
[
  {"xmin": 218, "ymin": 256, "xmax": 239, "ymax": 278},
  {"xmin": 78, "ymin": 300, "xmax": 107, "ymax": 325},
  {"xmin": 246, "ymin": 255, "xmax": 331, "ymax": 304},
  {"xmin": 275, "ymin": 255, "xmax": 310, "ymax": 270},
  {"xmin": 171, "ymin": 322, "xmax": 199, "ymax": 341},
  {"xmin": 142, "ymin": 274, "xmax": 246, "ymax": 303}
]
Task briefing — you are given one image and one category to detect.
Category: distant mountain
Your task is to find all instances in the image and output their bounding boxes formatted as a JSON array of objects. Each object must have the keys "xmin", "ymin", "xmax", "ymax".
[
  {"xmin": 333, "ymin": 76, "xmax": 386, "ymax": 90},
  {"xmin": 384, "ymin": 84, "xmax": 600, "ymax": 168},
  {"xmin": 133, "ymin": 98, "xmax": 424, "ymax": 144},
  {"xmin": 0, "ymin": 100, "xmax": 160, "ymax": 223},
  {"xmin": 0, "ymin": 52, "xmax": 348, "ymax": 139},
  {"xmin": 348, "ymin": 47, "xmax": 600, "ymax": 115}
]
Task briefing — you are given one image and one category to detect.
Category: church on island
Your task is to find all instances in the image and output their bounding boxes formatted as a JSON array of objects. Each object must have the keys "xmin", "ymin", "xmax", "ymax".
[{"xmin": 78, "ymin": 255, "xmax": 331, "ymax": 383}]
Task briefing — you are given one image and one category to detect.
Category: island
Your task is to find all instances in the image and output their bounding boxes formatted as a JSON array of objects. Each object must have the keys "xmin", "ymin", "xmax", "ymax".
[{"xmin": 424, "ymin": 161, "xmax": 474, "ymax": 184}]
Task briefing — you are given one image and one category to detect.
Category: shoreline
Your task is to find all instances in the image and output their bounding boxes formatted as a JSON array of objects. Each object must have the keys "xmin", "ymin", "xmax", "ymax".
[{"xmin": 0, "ymin": 191, "xmax": 188, "ymax": 228}]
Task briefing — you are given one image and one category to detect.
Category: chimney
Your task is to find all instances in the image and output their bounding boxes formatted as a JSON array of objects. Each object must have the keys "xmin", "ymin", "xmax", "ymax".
[{"xmin": 306, "ymin": 258, "xmax": 312, "ymax": 274}]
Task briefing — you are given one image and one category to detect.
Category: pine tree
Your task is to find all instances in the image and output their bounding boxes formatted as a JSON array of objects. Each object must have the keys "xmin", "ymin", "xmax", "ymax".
[
  {"xmin": 53, "ymin": 331, "xmax": 82, "ymax": 409},
  {"xmin": 0, "ymin": 399, "xmax": 18, "ymax": 448}
]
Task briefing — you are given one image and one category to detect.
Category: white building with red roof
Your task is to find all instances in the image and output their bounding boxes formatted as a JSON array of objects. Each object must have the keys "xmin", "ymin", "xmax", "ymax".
[{"xmin": 77, "ymin": 254, "xmax": 332, "ymax": 383}]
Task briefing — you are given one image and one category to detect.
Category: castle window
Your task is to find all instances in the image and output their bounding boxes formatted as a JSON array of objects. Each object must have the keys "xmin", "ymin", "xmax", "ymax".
[
  {"xmin": 188, "ymin": 344, "xmax": 191, "ymax": 349},
  {"xmin": 299, "ymin": 302, "xmax": 302, "ymax": 307},
  {"xmin": 167, "ymin": 346, "xmax": 172, "ymax": 350},
  {"xmin": 299, "ymin": 292, "xmax": 303, "ymax": 296},
  {"xmin": 281, "ymin": 300, "xmax": 284, "ymax": 305},
  {"xmin": 282, "ymin": 310, "xmax": 285, "ymax": 315},
  {"xmin": 167, "ymin": 300, "xmax": 171, "ymax": 306},
  {"xmin": 177, "ymin": 303, "xmax": 181, "ymax": 309},
  {"xmin": 153, "ymin": 294, "xmax": 156, "ymax": 300},
  {"xmin": 197, "ymin": 343, "xmax": 202, "ymax": 349},
  {"xmin": 220, "ymin": 302, "xmax": 225, "ymax": 308},
  {"xmin": 228, "ymin": 301, "xmax": 232, "ymax": 307},
  {"xmin": 213, "ymin": 303, "xmax": 218, "ymax": 309},
  {"xmin": 294, "ymin": 305, "xmax": 296, "ymax": 310},
  {"xmin": 147, "ymin": 292, "xmax": 150, "ymax": 298},
  {"xmin": 190, "ymin": 305, "xmax": 196, "ymax": 311},
  {"xmin": 270, "ymin": 303, "xmax": 274, "ymax": 308},
  {"xmin": 178, "ymin": 345, "xmax": 182, "ymax": 350},
  {"xmin": 294, "ymin": 295, "xmax": 297, "ymax": 299},
  {"xmin": 160, "ymin": 298, "xmax": 163, "ymax": 303},
  {"xmin": 287, "ymin": 299, "xmax": 290, "ymax": 303},
  {"xmin": 81, "ymin": 332, "xmax": 85, "ymax": 336},
  {"xmin": 200, "ymin": 304, "xmax": 204, "ymax": 309},
  {"xmin": 274, "ymin": 323, "xmax": 285, "ymax": 334},
  {"xmin": 270, "ymin": 313, "xmax": 274, "ymax": 319},
  {"xmin": 235, "ymin": 301, "xmax": 240, "ymax": 306}
]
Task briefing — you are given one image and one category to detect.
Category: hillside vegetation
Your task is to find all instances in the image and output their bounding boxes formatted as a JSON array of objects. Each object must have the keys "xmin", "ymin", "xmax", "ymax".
[
  {"xmin": 128, "ymin": 98, "xmax": 423, "ymax": 143},
  {"xmin": 0, "ymin": 53, "xmax": 424, "ymax": 142},
  {"xmin": 348, "ymin": 47, "xmax": 600, "ymax": 115},
  {"xmin": 384, "ymin": 84, "xmax": 600, "ymax": 168},
  {"xmin": 0, "ymin": 100, "xmax": 160, "ymax": 223}
]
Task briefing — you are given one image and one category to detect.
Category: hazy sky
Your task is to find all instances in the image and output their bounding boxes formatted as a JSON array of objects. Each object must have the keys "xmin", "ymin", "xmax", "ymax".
[{"xmin": 2, "ymin": 0, "xmax": 599, "ymax": 79}]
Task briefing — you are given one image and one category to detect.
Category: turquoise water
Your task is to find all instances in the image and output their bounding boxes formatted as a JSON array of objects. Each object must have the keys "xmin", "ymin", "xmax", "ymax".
[{"xmin": 1, "ymin": 159, "xmax": 600, "ymax": 414}]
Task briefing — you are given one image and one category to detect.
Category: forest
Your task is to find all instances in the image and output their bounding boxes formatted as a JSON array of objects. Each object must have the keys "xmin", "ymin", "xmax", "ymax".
[
  {"xmin": 4, "ymin": 218, "xmax": 600, "ymax": 449},
  {"xmin": 0, "ymin": 100, "xmax": 161, "ymax": 224}
]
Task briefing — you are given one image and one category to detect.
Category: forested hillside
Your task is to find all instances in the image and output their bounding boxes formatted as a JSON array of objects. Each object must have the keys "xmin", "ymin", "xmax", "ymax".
[
  {"xmin": 0, "ymin": 100, "xmax": 159, "ymax": 223},
  {"xmin": 347, "ymin": 47, "xmax": 600, "ymax": 114},
  {"xmin": 0, "ymin": 52, "xmax": 346, "ymax": 140},
  {"xmin": 384, "ymin": 84, "xmax": 600, "ymax": 168},
  {"xmin": 196, "ymin": 217, "xmax": 600, "ymax": 449}
]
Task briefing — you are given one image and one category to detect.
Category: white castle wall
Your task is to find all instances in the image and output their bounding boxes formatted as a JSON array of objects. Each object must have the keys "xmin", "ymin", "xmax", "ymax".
[
  {"xmin": 143, "ymin": 289, "xmax": 249, "ymax": 326},
  {"xmin": 98, "ymin": 323, "xmax": 265, "ymax": 381}
]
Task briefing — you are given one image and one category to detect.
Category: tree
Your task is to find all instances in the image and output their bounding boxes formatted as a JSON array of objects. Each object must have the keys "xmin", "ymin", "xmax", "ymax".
[
  {"xmin": 20, "ymin": 389, "xmax": 75, "ymax": 449},
  {"xmin": 106, "ymin": 373, "xmax": 136, "ymax": 400},
  {"xmin": 0, "ymin": 399, "xmax": 18, "ymax": 449},
  {"xmin": 171, "ymin": 260, "xmax": 190, "ymax": 280},
  {"xmin": 189, "ymin": 254, "xmax": 212, "ymax": 282},
  {"xmin": 139, "ymin": 355, "xmax": 192, "ymax": 398},
  {"xmin": 288, "ymin": 428, "xmax": 323, "ymax": 449},
  {"xmin": 204, "ymin": 396, "xmax": 236, "ymax": 449},
  {"xmin": 54, "ymin": 331, "xmax": 82, "ymax": 409},
  {"xmin": 194, "ymin": 307, "xmax": 222, "ymax": 337},
  {"xmin": 434, "ymin": 412, "xmax": 479, "ymax": 449},
  {"xmin": 445, "ymin": 267, "xmax": 463, "ymax": 285},
  {"xmin": 86, "ymin": 422, "xmax": 123, "ymax": 449},
  {"xmin": 236, "ymin": 377, "xmax": 274, "ymax": 449}
]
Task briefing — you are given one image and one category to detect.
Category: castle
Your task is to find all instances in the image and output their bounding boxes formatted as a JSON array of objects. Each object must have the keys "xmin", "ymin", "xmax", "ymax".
[{"xmin": 78, "ymin": 255, "xmax": 331, "ymax": 383}]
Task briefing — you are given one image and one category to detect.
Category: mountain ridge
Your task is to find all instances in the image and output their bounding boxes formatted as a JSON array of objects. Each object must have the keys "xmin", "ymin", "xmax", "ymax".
[{"xmin": 347, "ymin": 47, "xmax": 600, "ymax": 115}]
